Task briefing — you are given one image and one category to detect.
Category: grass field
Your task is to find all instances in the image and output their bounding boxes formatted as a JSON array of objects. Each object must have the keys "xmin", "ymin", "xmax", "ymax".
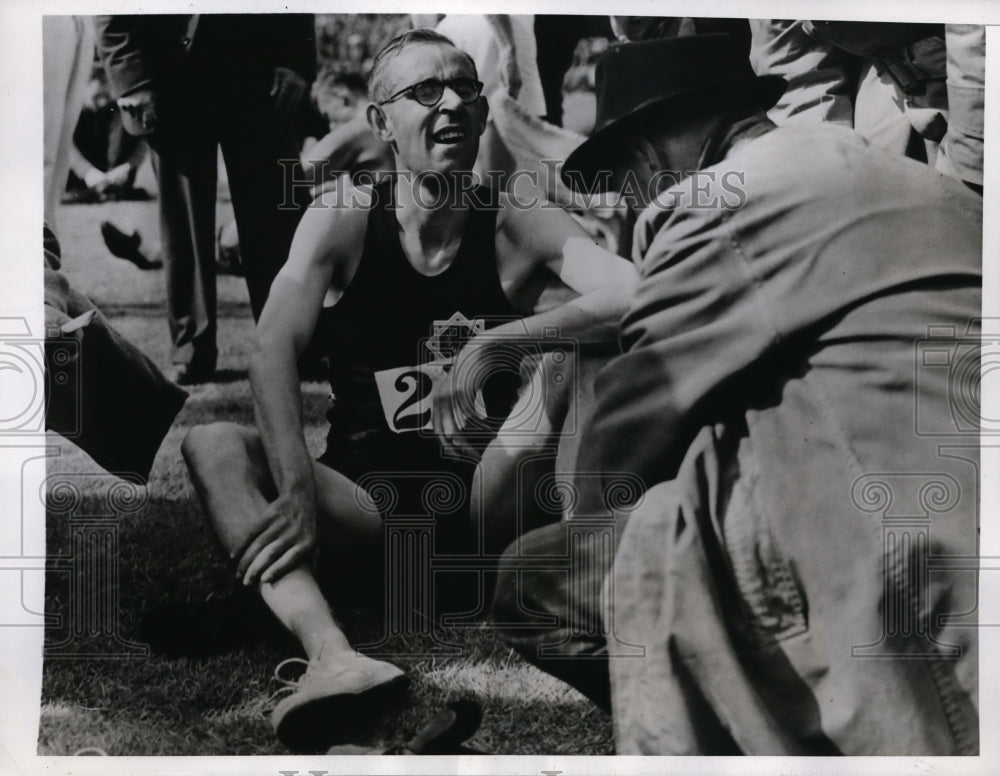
[{"xmin": 38, "ymin": 182, "xmax": 614, "ymax": 756}]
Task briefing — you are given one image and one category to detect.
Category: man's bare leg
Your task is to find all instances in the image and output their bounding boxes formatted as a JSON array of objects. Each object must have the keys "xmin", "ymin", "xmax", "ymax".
[
  {"xmin": 182, "ymin": 422, "xmax": 405, "ymax": 749},
  {"xmin": 182, "ymin": 421, "xmax": 380, "ymax": 660},
  {"xmin": 471, "ymin": 351, "xmax": 575, "ymax": 553}
]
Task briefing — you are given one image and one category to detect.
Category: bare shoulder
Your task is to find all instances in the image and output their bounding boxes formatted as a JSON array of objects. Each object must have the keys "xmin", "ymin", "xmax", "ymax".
[
  {"xmin": 494, "ymin": 189, "xmax": 540, "ymax": 235},
  {"xmin": 284, "ymin": 181, "xmax": 374, "ymax": 292},
  {"xmin": 494, "ymin": 190, "xmax": 590, "ymax": 265}
]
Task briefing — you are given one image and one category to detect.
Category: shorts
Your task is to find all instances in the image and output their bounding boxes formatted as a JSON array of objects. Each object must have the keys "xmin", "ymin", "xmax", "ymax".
[{"xmin": 318, "ymin": 429, "xmax": 478, "ymax": 556}]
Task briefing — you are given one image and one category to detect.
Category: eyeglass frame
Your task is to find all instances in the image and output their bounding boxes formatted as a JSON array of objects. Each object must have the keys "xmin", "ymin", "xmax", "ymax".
[{"xmin": 377, "ymin": 77, "xmax": 485, "ymax": 107}]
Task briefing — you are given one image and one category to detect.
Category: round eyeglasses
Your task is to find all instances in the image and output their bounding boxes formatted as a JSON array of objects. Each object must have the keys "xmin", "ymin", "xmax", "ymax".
[{"xmin": 378, "ymin": 77, "xmax": 484, "ymax": 107}]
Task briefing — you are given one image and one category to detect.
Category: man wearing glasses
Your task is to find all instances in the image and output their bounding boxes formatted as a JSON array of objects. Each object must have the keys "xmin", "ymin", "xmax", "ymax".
[{"xmin": 182, "ymin": 29, "xmax": 637, "ymax": 750}]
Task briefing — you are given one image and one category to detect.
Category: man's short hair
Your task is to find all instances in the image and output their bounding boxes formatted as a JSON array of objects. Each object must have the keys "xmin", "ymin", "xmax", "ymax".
[{"xmin": 368, "ymin": 28, "xmax": 478, "ymax": 103}]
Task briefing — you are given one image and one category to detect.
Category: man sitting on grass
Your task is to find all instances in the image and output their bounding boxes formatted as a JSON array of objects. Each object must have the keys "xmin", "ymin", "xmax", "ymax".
[{"xmin": 181, "ymin": 28, "xmax": 636, "ymax": 751}]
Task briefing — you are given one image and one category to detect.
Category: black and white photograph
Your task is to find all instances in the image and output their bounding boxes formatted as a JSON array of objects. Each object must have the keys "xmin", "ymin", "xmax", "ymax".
[{"xmin": 0, "ymin": 0, "xmax": 997, "ymax": 772}]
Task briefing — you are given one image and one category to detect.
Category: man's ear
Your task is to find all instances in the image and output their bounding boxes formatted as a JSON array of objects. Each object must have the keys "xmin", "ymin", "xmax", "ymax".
[
  {"xmin": 475, "ymin": 95, "xmax": 489, "ymax": 137},
  {"xmin": 366, "ymin": 102, "xmax": 392, "ymax": 142}
]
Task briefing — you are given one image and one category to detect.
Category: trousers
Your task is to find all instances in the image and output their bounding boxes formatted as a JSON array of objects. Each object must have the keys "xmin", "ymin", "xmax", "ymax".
[{"xmin": 148, "ymin": 74, "xmax": 306, "ymax": 366}]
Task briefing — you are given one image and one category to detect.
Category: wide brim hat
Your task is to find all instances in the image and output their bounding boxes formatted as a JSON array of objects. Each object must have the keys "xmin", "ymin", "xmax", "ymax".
[{"xmin": 562, "ymin": 34, "xmax": 787, "ymax": 192}]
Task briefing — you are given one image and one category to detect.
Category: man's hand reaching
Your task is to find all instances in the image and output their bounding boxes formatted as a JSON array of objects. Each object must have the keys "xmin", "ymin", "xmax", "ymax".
[
  {"xmin": 236, "ymin": 488, "xmax": 317, "ymax": 586},
  {"xmin": 430, "ymin": 339, "xmax": 494, "ymax": 460}
]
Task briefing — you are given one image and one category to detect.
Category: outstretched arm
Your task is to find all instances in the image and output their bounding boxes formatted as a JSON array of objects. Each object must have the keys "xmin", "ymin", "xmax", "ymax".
[
  {"xmin": 432, "ymin": 202, "xmax": 638, "ymax": 455},
  {"xmin": 496, "ymin": 201, "xmax": 638, "ymax": 342}
]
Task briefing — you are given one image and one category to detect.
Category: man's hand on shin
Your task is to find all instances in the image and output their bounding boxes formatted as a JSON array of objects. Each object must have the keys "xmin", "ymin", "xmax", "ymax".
[{"xmin": 236, "ymin": 487, "xmax": 318, "ymax": 587}]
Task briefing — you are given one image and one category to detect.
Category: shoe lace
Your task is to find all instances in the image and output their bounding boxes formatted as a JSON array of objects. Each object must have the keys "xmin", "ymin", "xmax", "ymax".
[
  {"xmin": 268, "ymin": 653, "xmax": 373, "ymax": 706},
  {"xmin": 267, "ymin": 656, "xmax": 311, "ymax": 705},
  {"xmin": 273, "ymin": 656, "xmax": 311, "ymax": 687}
]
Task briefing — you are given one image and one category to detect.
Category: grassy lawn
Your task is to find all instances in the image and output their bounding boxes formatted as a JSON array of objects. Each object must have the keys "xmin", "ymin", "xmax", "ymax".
[{"xmin": 39, "ymin": 186, "xmax": 613, "ymax": 755}]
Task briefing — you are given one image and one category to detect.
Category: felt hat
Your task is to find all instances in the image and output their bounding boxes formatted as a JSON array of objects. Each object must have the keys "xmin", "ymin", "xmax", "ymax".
[{"xmin": 562, "ymin": 34, "xmax": 786, "ymax": 191}]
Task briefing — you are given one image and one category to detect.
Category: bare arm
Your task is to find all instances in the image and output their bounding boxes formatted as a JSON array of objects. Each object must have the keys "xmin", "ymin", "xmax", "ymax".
[
  {"xmin": 491, "ymin": 199, "xmax": 638, "ymax": 345},
  {"xmin": 237, "ymin": 201, "xmax": 366, "ymax": 585},
  {"xmin": 431, "ymin": 201, "xmax": 638, "ymax": 454}
]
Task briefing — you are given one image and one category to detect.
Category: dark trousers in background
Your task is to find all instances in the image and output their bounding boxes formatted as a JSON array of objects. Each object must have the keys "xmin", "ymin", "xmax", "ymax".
[
  {"xmin": 149, "ymin": 74, "xmax": 307, "ymax": 368},
  {"xmin": 533, "ymin": 16, "xmax": 611, "ymax": 128}
]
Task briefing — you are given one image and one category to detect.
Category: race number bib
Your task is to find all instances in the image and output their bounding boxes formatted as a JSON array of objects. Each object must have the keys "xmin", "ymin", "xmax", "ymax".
[
  {"xmin": 374, "ymin": 363, "xmax": 447, "ymax": 433},
  {"xmin": 374, "ymin": 361, "xmax": 488, "ymax": 434},
  {"xmin": 375, "ymin": 313, "xmax": 489, "ymax": 434}
]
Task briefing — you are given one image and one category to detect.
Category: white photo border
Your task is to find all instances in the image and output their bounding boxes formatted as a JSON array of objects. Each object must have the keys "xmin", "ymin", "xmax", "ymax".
[{"xmin": 2, "ymin": 1, "xmax": 998, "ymax": 774}]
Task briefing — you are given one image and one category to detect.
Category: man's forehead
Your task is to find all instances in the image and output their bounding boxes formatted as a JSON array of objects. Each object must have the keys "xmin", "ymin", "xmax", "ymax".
[{"xmin": 383, "ymin": 42, "xmax": 475, "ymax": 88}]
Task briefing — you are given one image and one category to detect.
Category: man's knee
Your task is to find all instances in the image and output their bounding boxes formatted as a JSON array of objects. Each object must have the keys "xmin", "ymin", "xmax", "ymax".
[
  {"xmin": 489, "ymin": 520, "xmax": 570, "ymax": 631},
  {"xmin": 489, "ymin": 521, "xmax": 614, "ymax": 708}
]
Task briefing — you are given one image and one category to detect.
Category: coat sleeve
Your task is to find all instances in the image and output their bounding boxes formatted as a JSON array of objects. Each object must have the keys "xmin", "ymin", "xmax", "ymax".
[
  {"xmin": 94, "ymin": 15, "xmax": 163, "ymax": 98},
  {"xmin": 574, "ymin": 197, "xmax": 781, "ymax": 502}
]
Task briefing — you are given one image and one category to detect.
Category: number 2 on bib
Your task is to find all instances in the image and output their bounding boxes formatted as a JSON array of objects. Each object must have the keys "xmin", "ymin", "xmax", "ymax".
[{"xmin": 374, "ymin": 364, "xmax": 445, "ymax": 433}]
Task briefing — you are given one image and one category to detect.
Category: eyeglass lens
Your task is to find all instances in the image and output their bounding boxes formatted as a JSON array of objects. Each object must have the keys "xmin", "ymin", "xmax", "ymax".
[{"xmin": 412, "ymin": 78, "xmax": 479, "ymax": 106}]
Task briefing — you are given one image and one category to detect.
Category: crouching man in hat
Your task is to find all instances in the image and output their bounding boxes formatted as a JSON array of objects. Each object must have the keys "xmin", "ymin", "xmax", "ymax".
[{"xmin": 491, "ymin": 34, "xmax": 981, "ymax": 755}]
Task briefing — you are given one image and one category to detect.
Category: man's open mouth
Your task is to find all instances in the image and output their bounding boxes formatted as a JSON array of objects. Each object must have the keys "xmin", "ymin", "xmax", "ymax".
[{"xmin": 433, "ymin": 126, "xmax": 468, "ymax": 144}]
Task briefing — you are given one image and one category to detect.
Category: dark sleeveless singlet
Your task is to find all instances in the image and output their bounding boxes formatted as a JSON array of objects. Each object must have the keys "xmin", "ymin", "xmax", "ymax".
[{"xmin": 318, "ymin": 178, "xmax": 520, "ymax": 490}]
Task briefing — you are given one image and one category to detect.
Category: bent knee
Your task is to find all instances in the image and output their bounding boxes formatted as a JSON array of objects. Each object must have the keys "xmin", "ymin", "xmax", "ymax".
[{"xmin": 490, "ymin": 521, "xmax": 569, "ymax": 629}]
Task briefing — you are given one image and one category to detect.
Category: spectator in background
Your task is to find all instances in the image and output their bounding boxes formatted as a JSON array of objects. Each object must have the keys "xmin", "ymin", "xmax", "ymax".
[
  {"xmin": 345, "ymin": 33, "xmax": 374, "ymax": 77},
  {"xmin": 313, "ymin": 69, "xmax": 369, "ymax": 129},
  {"xmin": 43, "ymin": 17, "xmax": 163, "ymax": 272},
  {"xmin": 44, "ymin": 225, "xmax": 187, "ymax": 482},
  {"xmin": 61, "ymin": 67, "xmax": 164, "ymax": 272},
  {"xmin": 533, "ymin": 15, "xmax": 612, "ymax": 128},
  {"xmin": 43, "ymin": 15, "xmax": 95, "ymax": 236},
  {"xmin": 749, "ymin": 21, "xmax": 984, "ymax": 192},
  {"xmin": 933, "ymin": 24, "xmax": 984, "ymax": 192},
  {"xmin": 608, "ymin": 15, "xmax": 751, "ymax": 52},
  {"xmin": 219, "ymin": 68, "xmax": 388, "ymax": 277},
  {"xmin": 65, "ymin": 68, "xmax": 150, "ymax": 204},
  {"xmin": 299, "ymin": 68, "xmax": 394, "ymax": 193},
  {"xmin": 561, "ymin": 37, "xmax": 609, "ymax": 97},
  {"xmin": 96, "ymin": 14, "xmax": 317, "ymax": 385}
]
